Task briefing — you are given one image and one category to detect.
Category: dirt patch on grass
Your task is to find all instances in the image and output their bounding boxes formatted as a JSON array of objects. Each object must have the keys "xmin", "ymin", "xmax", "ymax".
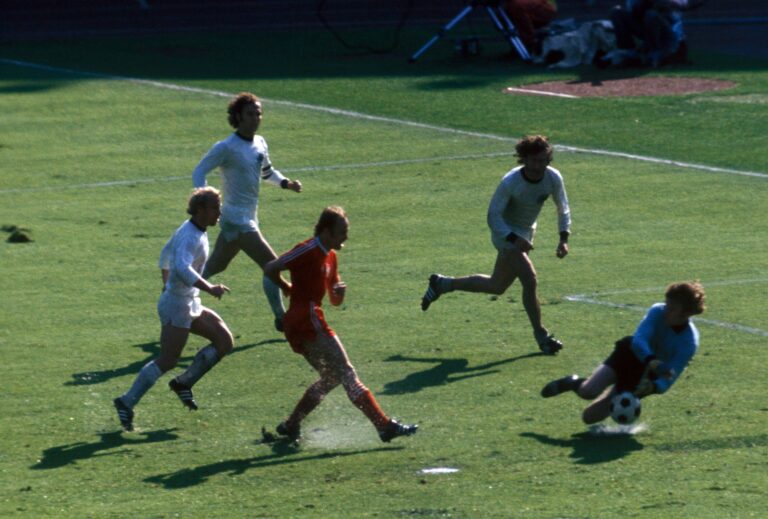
[{"xmin": 504, "ymin": 76, "xmax": 737, "ymax": 98}]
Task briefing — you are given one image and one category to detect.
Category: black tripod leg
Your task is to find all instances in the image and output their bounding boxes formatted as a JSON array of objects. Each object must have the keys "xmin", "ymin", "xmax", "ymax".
[
  {"xmin": 490, "ymin": 6, "xmax": 532, "ymax": 61},
  {"xmin": 409, "ymin": 5, "xmax": 474, "ymax": 63}
]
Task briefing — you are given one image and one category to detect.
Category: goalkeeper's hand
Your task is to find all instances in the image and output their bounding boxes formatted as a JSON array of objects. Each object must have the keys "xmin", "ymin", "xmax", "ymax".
[
  {"xmin": 647, "ymin": 359, "xmax": 675, "ymax": 380},
  {"xmin": 634, "ymin": 378, "xmax": 655, "ymax": 398}
]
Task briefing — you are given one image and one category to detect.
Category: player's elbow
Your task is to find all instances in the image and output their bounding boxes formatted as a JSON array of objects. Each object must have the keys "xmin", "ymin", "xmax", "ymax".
[{"xmin": 263, "ymin": 259, "xmax": 280, "ymax": 278}]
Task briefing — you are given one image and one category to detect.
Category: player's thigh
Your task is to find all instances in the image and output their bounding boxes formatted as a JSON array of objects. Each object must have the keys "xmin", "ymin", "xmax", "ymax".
[
  {"xmin": 579, "ymin": 364, "xmax": 617, "ymax": 399},
  {"xmin": 190, "ymin": 308, "xmax": 234, "ymax": 351},
  {"xmin": 238, "ymin": 231, "xmax": 277, "ymax": 268},
  {"xmin": 303, "ymin": 334, "xmax": 355, "ymax": 379},
  {"xmin": 491, "ymin": 249, "xmax": 523, "ymax": 287},
  {"xmin": 157, "ymin": 324, "xmax": 191, "ymax": 369},
  {"xmin": 208, "ymin": 232, "xmax": 241, "ymax": 267}
]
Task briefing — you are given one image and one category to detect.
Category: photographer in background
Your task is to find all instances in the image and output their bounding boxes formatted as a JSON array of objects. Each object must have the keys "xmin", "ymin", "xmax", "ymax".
[{"xmin": 504, "ymin": 0, "xmax": 558, "ymax": 55}]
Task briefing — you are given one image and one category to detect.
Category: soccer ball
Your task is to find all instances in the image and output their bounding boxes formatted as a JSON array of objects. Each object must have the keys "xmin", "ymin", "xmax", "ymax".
[{"xmin": 610, "ymin": 391, "xmax": 641, "ymax": 425}]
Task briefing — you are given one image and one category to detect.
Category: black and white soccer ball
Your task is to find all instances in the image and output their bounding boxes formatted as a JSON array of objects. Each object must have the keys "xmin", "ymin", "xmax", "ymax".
[{"xmin": 610, "ymin": 391, "xmax": 641, "ymax": 425}]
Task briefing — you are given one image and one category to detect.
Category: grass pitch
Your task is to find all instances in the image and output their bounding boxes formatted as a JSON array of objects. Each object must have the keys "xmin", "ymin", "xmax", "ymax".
[{"xmin": 1, "ymin": 27, "xmax": 766, "ymax": 518}]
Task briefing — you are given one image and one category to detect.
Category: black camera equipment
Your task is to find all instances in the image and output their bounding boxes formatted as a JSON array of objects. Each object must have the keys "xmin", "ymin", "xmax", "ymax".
[{"xmin": 409, "ymin": 1, "xmax": 532, "ymax": 62}]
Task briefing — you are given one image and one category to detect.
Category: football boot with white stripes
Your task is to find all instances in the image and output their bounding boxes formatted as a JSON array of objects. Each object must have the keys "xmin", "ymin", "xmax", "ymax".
[
  {"xmin": 421, "ymin": 274, "xmax": 444, "ymax": 311},
  {"xmin": 113, "ymin": 397, "xmax": 134, "ymax": 432},
  {"xmin": 379, "ymin": 419, "xmax": 418, "ymax": 443},
  {"xmin": 538, "ymin": 335, "xmax": 564, "ymax": 355},
  {"xmin": 535, "ymin": 328, "xmax": 563, "ymax": 355},
  {"xmin": 169, "ymin": 378, "xmax": 198, "ymax": 410}
]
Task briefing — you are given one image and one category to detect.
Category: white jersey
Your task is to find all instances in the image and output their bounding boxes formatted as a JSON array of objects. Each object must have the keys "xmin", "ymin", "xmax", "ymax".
[
  {"xmin": 192, "ymin": 132, "xmax": 286, "ymax": 224},
  {"xmin": 158, "ymin": 220, "xmax": 209, "ymax": 298},
  {"xmin": 487, "ymin": 165, "xmax": 571, "ymax": 244}
]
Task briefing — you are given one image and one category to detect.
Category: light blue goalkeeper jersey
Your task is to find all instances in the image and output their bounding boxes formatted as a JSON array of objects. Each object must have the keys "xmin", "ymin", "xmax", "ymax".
[{"xmin": 631, "ymin": 303, "xmax": 699, "ymax": 394}]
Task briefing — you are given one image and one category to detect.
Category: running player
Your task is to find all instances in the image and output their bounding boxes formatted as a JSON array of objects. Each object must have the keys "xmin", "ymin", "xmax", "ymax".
[
  {"xmin": 421, "ymin": 135, "xmax": 571, "ymax": 354},
  {"xmin": 264, "ymin": 206, "xmax": 418, "ymax": 443},
  {"xmin": 113, "ymin": 187, "xmax": 234, "ymax": 431},
  {"xmin": 540, "ymin": 281, "xmax": 705, "ymax": 424},
  {"xmin": 193, "ymin": 92, "xmax": 302, "ymax": 331}
]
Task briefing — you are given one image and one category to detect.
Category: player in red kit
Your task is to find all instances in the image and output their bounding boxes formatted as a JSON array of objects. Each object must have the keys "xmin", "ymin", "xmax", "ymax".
[{"xmin": 264, "ymin": 206, "xmax": 418, "ymax": 444}]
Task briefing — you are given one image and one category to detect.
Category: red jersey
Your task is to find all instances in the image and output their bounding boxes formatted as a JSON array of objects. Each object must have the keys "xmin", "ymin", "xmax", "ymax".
[{"xmin": 280, "ymin": 237, "xmax": 342, "ymax": 353}]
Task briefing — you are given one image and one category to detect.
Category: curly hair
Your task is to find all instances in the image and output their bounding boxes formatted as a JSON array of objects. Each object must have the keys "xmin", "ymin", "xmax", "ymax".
[
  {"xmin": 227, "ymin": 92, "xmax": 260, "ymax": 129},
  {"xmin": 665, "ymin": 281, "xmax": 706, "ymax": 316},
  {"xmin": 187, "ymin": 186, "xmax": 221, "ymax": 216},
  {"xmin": 314, "ymin": 206, "xmax": 348, "ymax": 237},
  {"xmin": 515, "ymin": 135, "xmax": 553, "ymax": 164}
]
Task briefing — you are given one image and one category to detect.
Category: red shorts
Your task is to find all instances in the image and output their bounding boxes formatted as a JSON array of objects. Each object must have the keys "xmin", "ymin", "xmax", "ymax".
[{"xmin": 283, "ymin": 302, "xmax": 335, "ymax": 354}]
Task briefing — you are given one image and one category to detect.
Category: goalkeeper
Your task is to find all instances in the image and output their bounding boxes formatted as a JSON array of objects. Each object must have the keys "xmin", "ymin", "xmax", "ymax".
[{"xmin": 540, "ymin": 281, "xmax": 705, "ymax": 424}]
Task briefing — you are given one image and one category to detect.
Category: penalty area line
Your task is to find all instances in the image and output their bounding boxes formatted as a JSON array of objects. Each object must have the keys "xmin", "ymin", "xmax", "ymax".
[
  {"xmin": 1, "ymin": 58, "xmax": 767, "ymax": 180},
  {"xmin": 565, "ymin": 293, "xmax": 768, "ymax": 337}
]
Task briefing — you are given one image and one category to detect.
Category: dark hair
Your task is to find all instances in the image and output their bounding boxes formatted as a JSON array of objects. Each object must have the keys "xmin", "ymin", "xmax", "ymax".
[
  {"xmin": 187, "ymin": 186, "xmax": 221, "ymax": 216},
  {"xmin": 227, "ymin": 92, "xmax": 260, "ymax": 129},
  {"xmin": 515, "ymin": 135, "xmax": 553, "ymax": 164},
  {"xmin": 666, "ymin": 281, "xmax": 706, "ymax": 315},
  {"xmin": 314, "ymin": 206, "xmax": 347, "ymax": 237}
]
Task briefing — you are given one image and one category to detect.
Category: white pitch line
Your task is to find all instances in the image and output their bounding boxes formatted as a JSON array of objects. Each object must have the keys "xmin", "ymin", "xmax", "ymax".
[
  {"xmin": 503, "ymin": 87, "xmax": 580, "ymax": 99},
  {"xmin": 2, "ymin": 58, "xmax": 767, "ymax": 180},
  {"xmin": 571, "ymin": 277, "xmax": 768, "ymax": 297},
  {"xmin": 565, "ymin": 286, "xmax": 768, "ymax": 337},
  {"xmin": 0, "ymin": 151, "xmax": 515, "ymax": 195}
]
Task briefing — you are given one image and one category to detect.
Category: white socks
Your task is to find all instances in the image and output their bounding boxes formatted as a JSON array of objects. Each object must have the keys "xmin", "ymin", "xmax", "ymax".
[
  {"xmin": 176, "ymin": 345, "xmax": 220, "ymax": 387},
  {"xmin": 121, "ymin": 361, "xmax": 163, "ymax": 408}
]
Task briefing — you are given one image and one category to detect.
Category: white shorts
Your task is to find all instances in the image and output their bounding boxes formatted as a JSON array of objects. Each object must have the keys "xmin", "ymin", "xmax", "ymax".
[
  {"xmin": 157, "ymin": 291, "xmax": 203, "ymax": 329},
  {"xmin": 490, "ymin": 226, "xmax": 534, "ymax": 252},
  {"xmin": 219, "ymin": 206, "xmax": 259, "ymax": 242}
]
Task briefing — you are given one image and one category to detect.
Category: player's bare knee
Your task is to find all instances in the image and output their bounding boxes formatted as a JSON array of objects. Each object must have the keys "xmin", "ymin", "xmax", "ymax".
[
  {"xmin": 155, "ymin": 355, "xmax": 179, "ymax": 372},
  {"xmin": 321, "ymin": 371, "xmax": 342, "ymax": 389},
  {"xmin": 577, "ymin": 385, "xmax": 601, "ymax": 400},
  {"xmin": 340, "ymin": 366, "xmax": 359, "ymax": 387},
  {"xmin": 214, "ymin": 328, "xmax": 234, "ymax": 356},
  {"xmin": 488, "ymin": 277, "xmax": 512, "ymax": 295}
]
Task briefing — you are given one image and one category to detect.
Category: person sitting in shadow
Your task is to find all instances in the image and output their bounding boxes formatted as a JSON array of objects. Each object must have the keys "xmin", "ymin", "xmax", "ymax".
[{"xmin": 605, "ymin": 0, "xmax": 705, "ymax": 67}]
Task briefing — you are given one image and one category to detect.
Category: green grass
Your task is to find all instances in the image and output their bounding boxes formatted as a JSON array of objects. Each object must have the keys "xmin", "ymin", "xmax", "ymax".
[{"xmin": 1, "ymin": 27, "xmax": 766, "ymax": 518}]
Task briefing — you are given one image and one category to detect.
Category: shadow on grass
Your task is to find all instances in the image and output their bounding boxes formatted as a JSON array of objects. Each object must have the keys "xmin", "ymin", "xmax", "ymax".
[
  {"xmin": 520, "ymin": 431, "xmax": 644, "ymax": 464},
  {"xmin": 66, "ymin": 338, "xmax": 285, "ymax": 386},
  {"xmin": 381, "ymin": 352, "xmax": 543, "ymax": 395},
  {"xmin": 31, "ymin": 428, "xmax": 180, "ymax": 470},
  {"xmin": 144, "ymin": 445, "xmax": 403, "ymax": 489},
  {"xmin": 653, "ymin": 433, "xmax": 768, "ymax": 452}
]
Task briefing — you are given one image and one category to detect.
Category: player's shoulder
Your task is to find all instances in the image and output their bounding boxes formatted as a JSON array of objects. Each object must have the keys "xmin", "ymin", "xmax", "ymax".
[
  {"xmin": 501, "ymin": 166, "xmax": 524, "ymax": 182},
  {"xmin": 283, "ymin": 236, "xmax": 321, "ymax": 262},
  {"xmin": 212, "ymin": 134, "xmax": 238, "ymax": 151},
  {"xmin": 545, "ymin": 166, "xmax": 564, "ymax": 181}
]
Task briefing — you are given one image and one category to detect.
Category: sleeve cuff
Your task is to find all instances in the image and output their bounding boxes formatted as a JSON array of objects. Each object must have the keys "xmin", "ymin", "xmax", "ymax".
[
  {"xmin": 559, "ymin": 231, "xmax": 569, "ymax": 243},
  {"xmin": 280, "ymin": 179, "xmax": 289, "ymax": 189}
]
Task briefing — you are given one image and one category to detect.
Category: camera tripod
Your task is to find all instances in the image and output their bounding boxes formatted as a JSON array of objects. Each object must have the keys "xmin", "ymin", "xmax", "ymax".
[{"xmin": 409, "ymin": 1, "xmax": 532, "ymax": 63}]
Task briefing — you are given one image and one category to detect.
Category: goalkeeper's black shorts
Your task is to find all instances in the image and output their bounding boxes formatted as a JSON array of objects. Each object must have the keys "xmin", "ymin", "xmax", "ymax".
[{"xmin": 604, "ymin": 335, "xmax": 647, "ymax": 394}]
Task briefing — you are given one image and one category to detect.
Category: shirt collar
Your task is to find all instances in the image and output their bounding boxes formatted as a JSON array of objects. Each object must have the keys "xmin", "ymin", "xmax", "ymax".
[
  {"xmin": 314, "ymin": 236, "xmax": 329, "ymax": 255},
  {"xmin": 234, "ymin": 131, "xmax": 254, "ymax": 142},
  {"xmin": 189, "ymin": 218, "xmax": 205, "ymax": 232}
]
